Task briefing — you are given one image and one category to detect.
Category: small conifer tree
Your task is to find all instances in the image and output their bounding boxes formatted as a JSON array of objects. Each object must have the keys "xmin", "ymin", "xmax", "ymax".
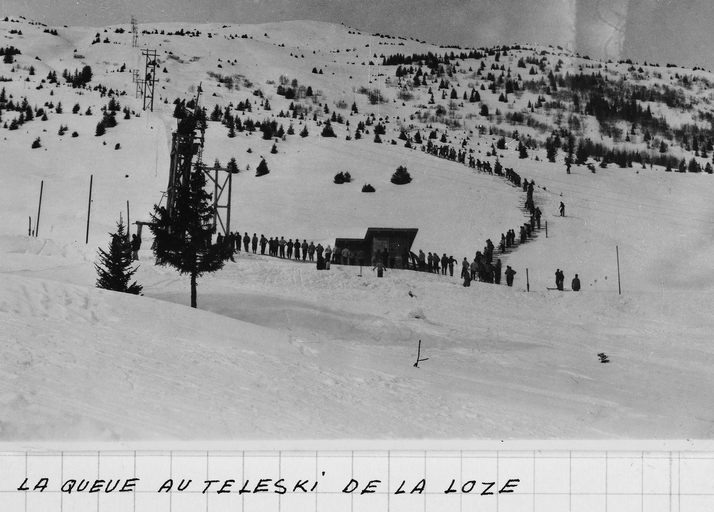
[{"xmin": 94, "ymin": 218, "xmax": 143, "ymax": 295}]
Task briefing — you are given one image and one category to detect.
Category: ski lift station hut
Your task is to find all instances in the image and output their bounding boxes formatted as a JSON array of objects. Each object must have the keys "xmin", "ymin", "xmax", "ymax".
[{"xmin": 334, "ymin": 227, "xmax": 418, "ymax": 268}]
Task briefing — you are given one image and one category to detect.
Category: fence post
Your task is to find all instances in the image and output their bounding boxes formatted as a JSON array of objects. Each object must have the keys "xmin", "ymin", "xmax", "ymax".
[
  {"xmin": 526, "ymin": 268, "xmax": 530, "ymax": 292},
  {"xmin": 85, "ymin": 174, "xmax": 93, "ymax": 244},
  {"xmin": 615, "ymin": 246, "xmax": 622, "ymax": 295},
  {"xmin": 35, "ymin": 180, "xmax": 43, "ymax": 237},
  {"xmin": 545, "ymin": 220, "xmax": 548, "ymax": 238}
]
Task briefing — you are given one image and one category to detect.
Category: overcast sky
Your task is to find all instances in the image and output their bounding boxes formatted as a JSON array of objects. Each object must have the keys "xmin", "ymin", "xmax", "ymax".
[{"xmin": 3, "ymin": 0, "xmax": 713, "ymax": 69}]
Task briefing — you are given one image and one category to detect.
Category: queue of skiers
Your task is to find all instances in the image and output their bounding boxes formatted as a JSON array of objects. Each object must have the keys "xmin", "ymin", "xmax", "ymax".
[{"xmin": 219, "ymin": 231, "xmax": 331, "ymax": 266}]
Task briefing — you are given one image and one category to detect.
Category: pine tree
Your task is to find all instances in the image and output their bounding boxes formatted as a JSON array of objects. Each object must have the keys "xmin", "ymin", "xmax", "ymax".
[
  {"xmin": 150, "ymin": 170, "xmax": 226, "ymax": 308},
  {"xmin": 94, "ymin": 218, "xmax": 143, "ymax": 295},
  {"xmin": 226, "ymin": 157, "xmax": 239, "ymax": 173},
  {"xmin": 518, "ymin": 141, "xmax": 528, "ymax": 159},
  {"xmin": 545, "ymin": 137, "xmax": 558, "ymax": 162},
  {"xmin": 255, "ymin": 158, "xmax": 270, "ymax": 177}
]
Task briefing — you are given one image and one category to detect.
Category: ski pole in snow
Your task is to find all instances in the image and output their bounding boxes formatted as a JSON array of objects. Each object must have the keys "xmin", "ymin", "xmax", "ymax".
[
  {"xmin": 85, "ymin": 174, "xmax": 93, "ymax": 244},
  {"xmin": 615, "ymin": 246, "xmax": 622, "ymax": 295},
  {"xmin": 28, "ymin": 216, "xmax": 31, "ymax": 237},
  {"xmin": 413, "ymin": 339, "xmax": 429, "ymax": 368},
  {"xmin": 126, "ymin": 200, "xmax": 130, "ymax": 241},
  {"xmin": 526, "ymin": 268, "xmax": 530, "ymax": 292},
  {"xmin": 35, "ymin": 180, "xmax": 43, "ymax": 238}
]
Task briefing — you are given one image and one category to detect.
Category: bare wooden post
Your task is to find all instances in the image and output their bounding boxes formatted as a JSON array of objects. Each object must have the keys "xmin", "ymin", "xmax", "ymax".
[
  {"xmin": 126, "ymin": 200, "xmax": 130, "ymax": 240},
  {"xmin": 28, "ymin": 216, "xmax": 31, "ymax": 236},
  {"xmin": 85, "ymin": 174, "xmax": 93, "ymax": 244},
  {"xmin": 526, "ymin": 268, "xmax": 530, "ymax": 292},
  {"xmin": 35, "ymin": 180, "xmax": 43, "ymax": 237},
  {"xmin": 413, "ymin": 339, "xmax": 429, "ymax": 368},
  {"xmin": 615, "ymin": 246, "xmax": 622, "ymax": 295},
  {"xmin": 545, "ymin": 220, "xmax": 548, "ymax": 238}
]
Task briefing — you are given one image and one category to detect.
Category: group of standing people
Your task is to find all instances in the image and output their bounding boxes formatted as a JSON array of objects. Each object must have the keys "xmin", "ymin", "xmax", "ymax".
[
  {"xmin": 219, "ymin": 231, "xmax": 333, "ymax": 268},
  {"xmin": 554, "ymin": 269, "xmax": 581, "ymax": 291},
  {"xmin": 416, "ymin": 250, "xmax": 457, "ymax": 276}
]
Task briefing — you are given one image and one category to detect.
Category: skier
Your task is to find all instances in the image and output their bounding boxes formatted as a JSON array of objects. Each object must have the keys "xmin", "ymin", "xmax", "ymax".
[
  {"xmin": 131, "ymin": 233, "xmax": 141, "ymax": 261},
  {"xmin": 373, "ymin": 259, "xmax": 386, "ymax": 278},
  {"xmin": 559, "ymin": 201, "xmax": 565, "ymax": 217},
  {"xmin": 279, "ymin": 236, "xmax": 286, "ymax": 258},
  {"xmin": 461, "ymin": 257, "xmax": 470, "ymax": 280},
  {"xmin": 571, "ymin": 274, "xmax": 581, "ymax": 291},
  {"xmin": 555, "ymin": 269, "xmax": 564, "ymax": 291},
  {"xmin": 504, "ymin": 265, "xmax": 516, "ymax": 287}
]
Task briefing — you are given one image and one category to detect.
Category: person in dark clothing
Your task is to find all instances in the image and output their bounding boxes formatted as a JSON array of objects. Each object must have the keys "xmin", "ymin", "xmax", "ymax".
[
  {"xmin": 260, "ymin": 234, "xmax": 267, "ymax": 255},
  {"xmin": 235, "ymin": 231, "xmax": 242, "ymax": 252},
  {"xmin": 461, "ymin": 257, "xmax": 470, "ymax": 280},
  {"xmin": 441, "ymin": 254, "xmax": 448, "ymax": 276},
  {"xmin": 316, "ymin": 243, "xmax": 324, "ymax": 260},
  {"xmin": 243, "ymin": 232, "xmax": 250, "ymax": 252},
  {"xmin": 463, "ymin": 270, "xmax": 471, "ymax": 287},
  {"xmin": 373, "ymin": 259, "xmax": 386, "ymax": 278},
  {"xmin": 505, "ymin": 265, "xmax": 516, "ymax": 287},
  {"xmin": 571, "ymin": 274, "xmax": 581, "ymax": 291},
  {"xmin": 448, "ymin": 256, "xmax": 455, "ymax": 277},
  {"xmin": 131, "ymin": 233, "xmax": 141, "ymax": 261},
  {"xmin": 279, "ymin": 236, "xmax": 286, "ymax": 258},
  {"xmin": 286, "ymin": 239, "xmax": 294, "ymax": 259},
  {"xmin": 559, "ymin": 201, "xmax": 565, "ymax": 217},
  {"xmin": 294, "ymin": 240, "xmax": 300, "ymax": 260},
  {"xmin": 535, "ymin": 207, "xmax": 542, "ymax": 229},
  {"xmin": 301, "ymin": 240, "xmax": 308, "ymax": 261},
  {"xmin": 308, "ymin": 242, "xmax": 315, "ymax": 261},
  {"xmin": 216, "ymin": 233, "xmax": 224, "ymax": 247},
  {"xmin": 555, "ymin": 269, "xmax": 564, "ymax": 290},
  {"xmin": 251, "ymin": 233, "xmax": 258, "ymax": 254},
  {"xmin": 494, "ymin": 259, "xmax": 502, "ymax": 284}
]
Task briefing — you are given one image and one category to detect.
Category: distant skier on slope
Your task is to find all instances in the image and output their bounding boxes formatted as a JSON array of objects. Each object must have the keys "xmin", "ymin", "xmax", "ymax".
[
  {"xmin": 559, "ymin": 201, "xmax": 565, "ymax": 217},
  {"xmin": 571, "ymin": 274, "xmax": 581, "ymax": 291},
  {"xmin": 504, "ymin": 265, "xmax": 516, "ymax": 287}
]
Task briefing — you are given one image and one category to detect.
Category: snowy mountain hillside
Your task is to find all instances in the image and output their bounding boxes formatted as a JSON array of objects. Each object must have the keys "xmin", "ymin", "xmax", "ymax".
[{"xmin": 1, "ymin": 15, "xmax": 714, "ymax": 440}]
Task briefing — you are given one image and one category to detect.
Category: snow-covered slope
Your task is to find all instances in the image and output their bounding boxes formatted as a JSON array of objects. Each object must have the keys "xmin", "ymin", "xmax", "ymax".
[{"xmin": 1, "ymin": 16, "xmax": 714, "ymax": 440}]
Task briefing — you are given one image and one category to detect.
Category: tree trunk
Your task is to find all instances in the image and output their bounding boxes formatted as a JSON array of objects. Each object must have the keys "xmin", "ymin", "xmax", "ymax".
[{"xmin": 190, "ymin": 271, "xmax": 197, "ymax": 308}]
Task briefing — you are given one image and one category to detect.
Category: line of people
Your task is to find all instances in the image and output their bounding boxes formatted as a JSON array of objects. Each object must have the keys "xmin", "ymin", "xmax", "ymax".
[{"xmin": 219, "ymin": 231, "xmax": 333, "ymax": 265}]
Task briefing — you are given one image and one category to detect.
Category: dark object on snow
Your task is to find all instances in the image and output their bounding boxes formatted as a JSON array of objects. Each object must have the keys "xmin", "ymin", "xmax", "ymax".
[
  {"xmin": 572, "ymin": 274, "xmax": 581, "ymax": 291},
  {"xmin": 413, "ymin": 339, "xmax": 429, "ymax": 368},
  {"xmin": 598, "ymin": 352, "xmax": 610, "ymax": 363}
]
